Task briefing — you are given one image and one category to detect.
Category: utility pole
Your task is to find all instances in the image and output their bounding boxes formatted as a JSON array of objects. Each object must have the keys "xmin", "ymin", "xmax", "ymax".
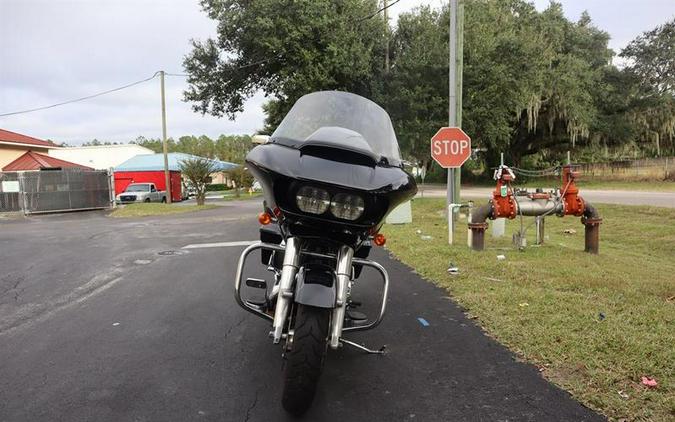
[
  {"xmin": 160, "ymin": 70, "xmax": 171, "ymax": 204},
  {"xmin": 447, "ymin": 0, "xmax": 464, "ymax": 243},
  {"xmin": 384, "ymin": 0, "xmax": 390, "ymax": 73}
]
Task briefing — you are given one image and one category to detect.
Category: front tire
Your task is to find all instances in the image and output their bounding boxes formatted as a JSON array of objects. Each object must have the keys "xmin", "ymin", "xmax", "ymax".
[{"xmin": 282, "ymin": 304, "xmax": 330, "ymax": 416}]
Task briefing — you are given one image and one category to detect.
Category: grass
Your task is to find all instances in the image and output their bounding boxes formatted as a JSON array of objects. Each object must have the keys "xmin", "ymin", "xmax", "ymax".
[
  {"xmin": 463, "ymin": 179, "xmax": 675, "ymax": 192},
  {"xmin": 109, "ymin": 203, "xmax": 217, "ymax": 218},
  {"xmin": 383, "ymin": 199, "xmax": 674, "ymax": 421},
  {"xmin": 222, "ymin": 191, "xmax": 263, "ymax": 201}
]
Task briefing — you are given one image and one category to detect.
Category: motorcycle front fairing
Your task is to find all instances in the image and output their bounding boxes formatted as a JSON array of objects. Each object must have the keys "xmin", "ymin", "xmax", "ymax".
[
  {"xmin": 246, "ymin": 141, "xmax": 416, "ymax": 243},
  {"xmin": 248, "ymin": 91, "xmax": 415, "ymax": 245}
]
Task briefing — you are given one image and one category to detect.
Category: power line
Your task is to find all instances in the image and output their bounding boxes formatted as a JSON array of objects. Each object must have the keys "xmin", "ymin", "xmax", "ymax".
[
  {"xmin": 0, "ymin": 60, "xmax": 278, "ymax": 117},
  {"xmin": 358, "ymin": 0, "xmax": 403, "ymax": 22},
  {"xmin": 0, "ymin": 72, "xmax": 160, "ymax": 117},
  {"xmin": 2, "ymin": 0, "xmax": 399, "ymax": 119}
]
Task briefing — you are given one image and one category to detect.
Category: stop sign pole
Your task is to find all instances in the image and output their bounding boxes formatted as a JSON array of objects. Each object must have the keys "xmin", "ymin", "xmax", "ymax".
[
  {"xmin": 431, "ymin": 127, "xmax": 471, "ymax": 244},
  {"xmin": 447, "ymin": 0, "xmax": 464, "ymax": 244}
]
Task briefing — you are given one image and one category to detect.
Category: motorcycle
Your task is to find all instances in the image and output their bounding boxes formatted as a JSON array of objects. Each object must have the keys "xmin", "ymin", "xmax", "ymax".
[{"xmin": 234, "ymin": 91, "xmax": 417, "ymax": 415}]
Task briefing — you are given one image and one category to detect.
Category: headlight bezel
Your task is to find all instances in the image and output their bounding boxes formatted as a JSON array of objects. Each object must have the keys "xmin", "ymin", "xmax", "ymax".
[
  {"xmin": 329, "ymin": 192, "xmax": 365, "ymax": 221},
  {"xmin": 295, "ymin": 185, "xmax": 331, "ymax": 215},
  {"xmin": 293, "ymin": 184, "xmax": 368, "ymax": 222}
]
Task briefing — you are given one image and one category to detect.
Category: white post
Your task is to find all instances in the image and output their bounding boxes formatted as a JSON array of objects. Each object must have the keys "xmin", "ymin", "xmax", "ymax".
[
  {"xmin": 448, "ymin": 204, "xmax": 455, "ymax": 244},
  {"xmin": 109, "ymin": 168, "xmax": 116, "ymax": 209},
  {"xmin": 535, "ymin": 216, "xmax": 545, "ymax": 245},
  {"xmin": 491, "ymin": 218, "xmax": 505, "ymax": 238},
  {"xmin": 19, "ymin": 171, "xmax": 27, "ymax": 215}
]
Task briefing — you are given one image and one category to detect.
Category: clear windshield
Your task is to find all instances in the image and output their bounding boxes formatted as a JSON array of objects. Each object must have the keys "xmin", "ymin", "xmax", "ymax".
[
  {"xmin": 271, "ymin": 91, "xmax": 401, "ymax": 165},
  {"xmin": 126, "ymin": 184, "xmax": 150, "ymax": 192}
]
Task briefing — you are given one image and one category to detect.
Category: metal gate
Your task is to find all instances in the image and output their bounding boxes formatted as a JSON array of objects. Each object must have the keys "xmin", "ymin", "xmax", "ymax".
[
  {"xmin": 0, "ymin": 172, "xmax": 22, "ymax": 212},
  {"xmin": 0, "ymin": 169, "xmax": 113, "ymax": 214}
]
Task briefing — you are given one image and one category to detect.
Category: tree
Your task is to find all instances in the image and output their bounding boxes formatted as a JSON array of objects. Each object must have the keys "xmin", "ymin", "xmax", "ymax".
[
  {"xmin": 214, "ymin": 135, "xmax": 253, "ymax": 163},
  {"xmin": 179, "ymin": 157, "xmax": 219, "ymax": 205},
  {"xmin": 82, "ymin": 139, "xmax": 102, "ymax": 146},
  {"xmin": 131, "ymin": 136, "xmax": 173, "ymax": 153},
  {"xmin": 386, "ymin": 1, "xmax": 618, "ymax": 169},
  {"xmin": 81, "ymin": 139, "xmax": 121, "ymax": 146},
  {"xmin": 227, "ymin": 166, "xmax": 254, "ymax": 197},
  {"xmin": 130, "ymin": 134, "xmax": 254, "ymax": 162},
  {"xmin": 182, "ymin": 0, "xmax": 672, "ymax": 175},
  {"xmin": 620, "ymin": 18, "xmax": 675, "ymax": 95},
  {"xmin": 183, "ymin": 0, "xmax": 388, "ymax": 132},
  {"xmin": 174, "ymin": 135, "xmax": 217, "ymax": 158},
  {"xmin": 620, "ymin": 18, "xmax": 675, "ymax": 156},
  {"xmin": 465, "ymin": 2, "xmax": 615, "ymax": 165},
  {"xmin": 382, "ymin": 6, "xmax": 448, "ymax": 172}
]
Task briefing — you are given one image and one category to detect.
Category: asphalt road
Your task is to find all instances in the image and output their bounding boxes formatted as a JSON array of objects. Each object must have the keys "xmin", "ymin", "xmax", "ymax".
[
  {"xmin": 418, "ymin": 186, "xmax": 675, "ymax": 208},
  {"xmin": 0, "ymin": 202, "xmax": 603, "ymax": 421}
]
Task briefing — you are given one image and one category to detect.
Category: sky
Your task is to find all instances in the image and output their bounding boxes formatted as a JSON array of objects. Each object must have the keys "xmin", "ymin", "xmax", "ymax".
[{"xmin": 0, "ymin": 0, "xmax": 673, "ymax": 145}]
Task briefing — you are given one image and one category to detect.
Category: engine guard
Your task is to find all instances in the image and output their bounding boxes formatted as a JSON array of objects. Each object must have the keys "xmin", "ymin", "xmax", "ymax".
[{"xmin": 233, "ymin": 242, "xmax": 390, "ymax": 333}]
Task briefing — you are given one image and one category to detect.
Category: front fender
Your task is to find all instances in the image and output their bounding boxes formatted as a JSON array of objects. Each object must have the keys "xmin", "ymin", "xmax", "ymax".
[{"xmin": 294, "ymin": 265, "xmax": 336, "ymax": 309}]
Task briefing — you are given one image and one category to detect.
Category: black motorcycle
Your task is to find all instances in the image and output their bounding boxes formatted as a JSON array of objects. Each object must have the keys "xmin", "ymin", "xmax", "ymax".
[{"xmin": 234, "ymin": 91, "xmax": 417, "ymax": 415}]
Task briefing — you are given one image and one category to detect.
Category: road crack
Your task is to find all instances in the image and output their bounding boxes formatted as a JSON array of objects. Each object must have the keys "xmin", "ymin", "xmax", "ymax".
[
  {"xmin": 224, "ymin": 315, "xmax": 246, "ymax": 340},
  {"xmin": 0, "ymin": 274, "xmax": 25, "ymax": 303},
  {"xmin": 0, "ymin": 266, "xmax": 125, "ymax": 336},
  {"xmin": 243, "ymin": 389, "xmax": 259, "ymax": 422}
]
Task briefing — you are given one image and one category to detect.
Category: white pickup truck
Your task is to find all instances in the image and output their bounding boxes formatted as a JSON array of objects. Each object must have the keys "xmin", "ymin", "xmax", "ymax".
[{"xmin": 116, "ymin": 183, "xmax": 167, "ymax": 204}]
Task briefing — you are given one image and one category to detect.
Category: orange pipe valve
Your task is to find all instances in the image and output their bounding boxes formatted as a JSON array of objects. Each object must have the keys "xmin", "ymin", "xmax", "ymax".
[
  {"xmin": 469, "ymin": 164, "xmax": 602, "ymax": 254},
  {"xmin": 491, "ymin": 166, "xmax": 517, "ymax": 219},
  {"xmin": 561, "ymin": 165, "xmax": 585, "ymax": 216}
]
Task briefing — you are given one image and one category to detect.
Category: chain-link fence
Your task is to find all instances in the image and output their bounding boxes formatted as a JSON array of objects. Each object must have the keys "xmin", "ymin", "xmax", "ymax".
[
  {"xmin": 0, "ymin": 169, "xmax": 113, "ymax": 214},
  {"xmin": 576, "ymin": 157, "xmax": 674, "ymax": 181},
  {"xmin": 506, "ymin": 156, "xmax": 675, "ymax": 185},
  {"xmin": 0, "ymin": 172, "xmax": 22, "ymax": 212}
]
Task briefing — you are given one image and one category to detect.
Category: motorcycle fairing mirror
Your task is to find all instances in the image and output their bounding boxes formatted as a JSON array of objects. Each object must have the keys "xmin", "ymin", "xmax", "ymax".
[{"xmin": 251, "ymin": 134, "xmax": 270, "ymax": 145}]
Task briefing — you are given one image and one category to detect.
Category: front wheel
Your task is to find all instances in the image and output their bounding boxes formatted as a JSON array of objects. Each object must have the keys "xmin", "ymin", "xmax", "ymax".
[{"xmin": 282, "ymin": 304, "xmax": 330, "ymax": 415}]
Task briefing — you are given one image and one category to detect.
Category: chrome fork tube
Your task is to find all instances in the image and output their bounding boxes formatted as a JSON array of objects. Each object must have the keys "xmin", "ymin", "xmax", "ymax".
[
  {"xmin": 271, "ymin": 237, "xmax": 301, "ymax": 343},
  {"xmin": 330, "ymin": 244, "xmax": 354, "ymax": 349}
]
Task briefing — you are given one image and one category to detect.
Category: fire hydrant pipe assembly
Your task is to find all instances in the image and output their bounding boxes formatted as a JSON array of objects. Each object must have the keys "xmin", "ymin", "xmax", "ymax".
[{"xmin": 468, "ymin": 165, "xmax": 602, "ymax": 254}]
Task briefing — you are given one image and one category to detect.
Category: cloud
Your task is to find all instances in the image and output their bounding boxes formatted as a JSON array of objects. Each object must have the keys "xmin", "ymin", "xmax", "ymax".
[
  {"xmin": 1, "ymin": 0, "xmax": 672, "ymax": 145},
  {"xmin": 0, "ymin": 0, "xmax": 264, "ymax": 144}
]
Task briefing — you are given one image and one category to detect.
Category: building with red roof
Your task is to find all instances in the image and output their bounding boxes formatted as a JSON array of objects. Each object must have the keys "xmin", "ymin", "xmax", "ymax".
[
  {"xmin": 0, "ymin": 128, "xmax": 59, "ymax": 169},
  {"xmin": 2, "ymin": 151, "xmax": 93, "ymax": 171}
]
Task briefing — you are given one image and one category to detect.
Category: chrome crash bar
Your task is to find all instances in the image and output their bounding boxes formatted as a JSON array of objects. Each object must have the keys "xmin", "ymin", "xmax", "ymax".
[{"xmin": 233, "ymin": 241, "xmax": 390, "ymax": 344}]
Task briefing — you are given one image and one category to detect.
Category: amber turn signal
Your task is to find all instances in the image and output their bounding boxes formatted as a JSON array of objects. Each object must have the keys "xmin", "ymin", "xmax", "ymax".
[
  {"xmin": 258, "ymin": 212, "xmax": 272, "ymax": 225},
  {"xmin": 373, "ymin": 233, "xmax": 386, "ymax": 246}
]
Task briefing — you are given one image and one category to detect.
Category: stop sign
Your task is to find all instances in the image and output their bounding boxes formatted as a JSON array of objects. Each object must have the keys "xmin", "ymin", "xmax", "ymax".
[{"xmin": 430, "ymin": 127, "xmax": 471, "ymax": 168}]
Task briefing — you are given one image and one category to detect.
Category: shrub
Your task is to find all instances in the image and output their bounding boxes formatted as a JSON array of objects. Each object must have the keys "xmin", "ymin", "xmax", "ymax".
[{"xmin": 206, "ymin": 183, "xmax": 231, "ymax": 191}]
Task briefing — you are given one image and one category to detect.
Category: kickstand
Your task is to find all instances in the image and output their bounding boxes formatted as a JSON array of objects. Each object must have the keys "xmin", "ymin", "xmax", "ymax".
[{"xmin": 339, "ymin": 338, "xmax": 387, "ymax": 355}]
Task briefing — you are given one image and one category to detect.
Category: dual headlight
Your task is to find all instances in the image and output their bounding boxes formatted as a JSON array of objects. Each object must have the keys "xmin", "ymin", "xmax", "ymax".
[{"xmin": 296, "ymin": 186, "xmax": 365, "ymax": 221}]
